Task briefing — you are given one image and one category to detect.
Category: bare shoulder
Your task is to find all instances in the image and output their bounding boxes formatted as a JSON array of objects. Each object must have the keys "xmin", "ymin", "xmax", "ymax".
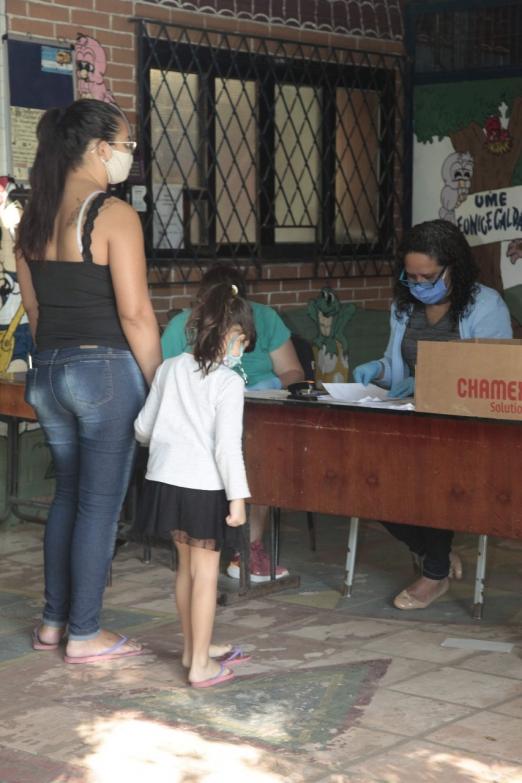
[
  {"xmin": 98, "ymin": 196, "xmax": 140, "ymax": 226},
  {"xmin": 100, "ymin": 196, "xmax": 139, "ymax": 221}
]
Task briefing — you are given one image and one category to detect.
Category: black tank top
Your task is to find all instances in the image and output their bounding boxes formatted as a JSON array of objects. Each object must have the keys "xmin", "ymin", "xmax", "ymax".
[{"xmin": 29, "ymin": 192, "xmax": 130, "ymax": 351}]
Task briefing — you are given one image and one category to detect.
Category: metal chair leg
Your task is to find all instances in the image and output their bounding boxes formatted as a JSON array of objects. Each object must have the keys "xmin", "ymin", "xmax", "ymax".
[
  {"xmin": 272, "ymin": 506, "xmax": 281, "ymax": 565},
  {"xmin": 238, "ymin": 517, "xmax": 251, "ymax": 594},
  {"xmin": 472, "ymin": 534, "xmax": 488, "ymax": 620},
  {"xmin": 307, "ymin": 511, "xmax": 316, "ymax": 551},
  {"xmin": 143, "ymin": 537, "xmax": 151, "ymax": 564},
  {"xmin": 268, "ymin": 506, "xmax": 276, "ymax": 580},
  {"xmin": 343, "ymin": 516, "xmax": 359, "ymax": 597}
]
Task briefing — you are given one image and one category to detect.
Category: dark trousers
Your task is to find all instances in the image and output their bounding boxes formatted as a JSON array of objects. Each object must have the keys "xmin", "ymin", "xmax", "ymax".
[{"xmin": 381, "ymin": 522, "xmax": 454, "ymax": 580}]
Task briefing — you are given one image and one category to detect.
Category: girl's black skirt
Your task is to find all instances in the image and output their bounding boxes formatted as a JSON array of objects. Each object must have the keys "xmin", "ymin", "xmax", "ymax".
[{"xmin": 133, "ymin": 479, "xmax": 239, "ymax": 552}]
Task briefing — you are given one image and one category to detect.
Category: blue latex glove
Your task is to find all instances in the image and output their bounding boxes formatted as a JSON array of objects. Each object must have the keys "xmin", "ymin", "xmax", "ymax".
[
  {"xmin": 353, "ymin": 360, "xmax": 382, "ymax": 386},
  {"xmin": 388, "ymin": 377, "xmax": 415, "ymax": 399}
]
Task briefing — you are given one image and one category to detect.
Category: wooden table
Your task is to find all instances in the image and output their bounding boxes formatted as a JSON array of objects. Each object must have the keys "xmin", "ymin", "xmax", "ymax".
[
  {"xmin": 4, "ymin": 376, "xmax": 521, "ymax": 611},
  {"xmin": 244, "ymin": 398, "xmax": 522, "ymax": 538},
  {"xmin": 244, "ymin": 397, "xmax": 522, "ymax": 617}
]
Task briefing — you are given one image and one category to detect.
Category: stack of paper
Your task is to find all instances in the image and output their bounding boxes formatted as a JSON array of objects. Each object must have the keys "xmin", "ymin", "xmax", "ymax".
[{"xmin": 322, "ymin": 383, "xmax": 414, "ymax": 410}]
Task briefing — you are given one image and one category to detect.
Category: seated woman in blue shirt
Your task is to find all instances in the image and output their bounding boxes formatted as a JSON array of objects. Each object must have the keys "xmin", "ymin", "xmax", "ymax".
[{"xmin": 354, "ymin": 219, "xmax": 512, "ymax": 610}]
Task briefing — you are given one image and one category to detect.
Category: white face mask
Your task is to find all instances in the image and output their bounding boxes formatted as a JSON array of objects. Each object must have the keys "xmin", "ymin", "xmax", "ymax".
[{"xmin": 103, "ymin": 148, "xmax": 133, "ymax": 184}]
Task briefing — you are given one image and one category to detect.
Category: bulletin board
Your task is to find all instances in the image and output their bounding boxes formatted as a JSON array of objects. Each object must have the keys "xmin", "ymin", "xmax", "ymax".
[{"xmin": 7, "ymin": 37, "xmax": 75, "ymax": 182}]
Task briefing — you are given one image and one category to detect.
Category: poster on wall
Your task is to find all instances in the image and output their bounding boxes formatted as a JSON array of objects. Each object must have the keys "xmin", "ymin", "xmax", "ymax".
[
  {"xmin": 1, "ymin": 38, "xmax": 75, "ymax": 375},
  {"xmin": 7, "ymin": 38, "xmax": 75, "ymax": 182},
  {"xmin": 412, "ymin": 77, "xmax": 522, "ymax": 323},
  {"xmin": 152, "ymin": 184, "xmax": 184, "ymax": 250},
  {"xmin": 10, "ymin": 107, "xmax": 44, "ymax": 182}
]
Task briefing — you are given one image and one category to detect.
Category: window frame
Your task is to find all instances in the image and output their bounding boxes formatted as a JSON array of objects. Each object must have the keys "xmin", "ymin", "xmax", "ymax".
[{"xmin": 139, "ymin": 33, "xmax": 401, "ymax": 267}]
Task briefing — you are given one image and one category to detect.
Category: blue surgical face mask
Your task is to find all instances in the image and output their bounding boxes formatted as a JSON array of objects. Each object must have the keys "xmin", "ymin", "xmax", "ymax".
[
  {"xmin": 223, "ymin": 338, "xmax": 244, "ymax": 369},
  {"xmin": 400, "ymin": 267, "xmax": 449, "ymax": 305},
  {"xmin": 410, "ymin": 277, "xmax": 448, "ymax": 305}
]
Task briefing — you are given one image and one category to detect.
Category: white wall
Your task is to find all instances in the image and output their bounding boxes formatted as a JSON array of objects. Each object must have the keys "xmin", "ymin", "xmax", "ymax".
[{"xmin": 412, "ymin": 134, "xmax": 455, "ymax": 225}]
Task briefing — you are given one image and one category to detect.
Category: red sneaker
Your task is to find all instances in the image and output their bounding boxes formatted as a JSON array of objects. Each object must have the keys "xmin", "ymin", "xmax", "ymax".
[{"xmin": 226, "ymin": 541, "xmax": 289, "ymax": 583}]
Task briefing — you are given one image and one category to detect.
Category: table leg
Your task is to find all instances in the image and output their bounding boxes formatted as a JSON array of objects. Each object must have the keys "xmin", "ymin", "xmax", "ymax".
[
  {"xmin": 343, "ymin": 517, "xmax": 360, "ymax": 597},
  {"xmin": 0, "ymin": 418, "xmax": 16, "ymax": 522},
  {"xmin": 472, "ymin": 534, "xmax": 488, "ymax": 620},
  {"xmin": 1, "ymin": 417, "xmax": 52, "ymax": 524}
]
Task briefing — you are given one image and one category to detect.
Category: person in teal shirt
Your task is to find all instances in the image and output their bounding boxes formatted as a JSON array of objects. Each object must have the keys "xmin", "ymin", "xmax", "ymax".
[
  {"xmin": 162, "ymin": 299, "xmax": 296, "ymax": 390},
  {"xmin": 161, "ymin": 264, "xmax": 304, "ymax": 582}
]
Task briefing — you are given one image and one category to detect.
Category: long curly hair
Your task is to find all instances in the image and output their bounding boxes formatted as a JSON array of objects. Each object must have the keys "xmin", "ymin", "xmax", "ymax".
[
  {"xmin": 186, "ymin": 281, "xmax": 256, "ymax": 375},
  {"xmin": 394, "ymin": 219, "xmax": 480, "ymax": 324}
]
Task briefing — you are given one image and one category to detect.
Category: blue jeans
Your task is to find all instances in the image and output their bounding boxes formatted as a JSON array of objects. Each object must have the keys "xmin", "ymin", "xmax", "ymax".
[{"xmin": 25, "ymin": 347, "xmax": 147, "ymax": 640}]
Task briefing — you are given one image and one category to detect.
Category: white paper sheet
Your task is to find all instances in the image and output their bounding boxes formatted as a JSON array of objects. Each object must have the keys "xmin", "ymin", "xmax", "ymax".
[
  {"xmin": 323, "ymin": 383, "xmax": 388, "ymax": 402},
  {"xmin": 321, "ymin": 383, "xmax": 414, "ymax": 410}
]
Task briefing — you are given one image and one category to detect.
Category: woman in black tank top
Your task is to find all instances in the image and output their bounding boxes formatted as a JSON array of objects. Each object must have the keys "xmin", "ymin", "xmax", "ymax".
[{"xmin": 15, "ymin": 99, "xmax": 162, "ymax": 663}]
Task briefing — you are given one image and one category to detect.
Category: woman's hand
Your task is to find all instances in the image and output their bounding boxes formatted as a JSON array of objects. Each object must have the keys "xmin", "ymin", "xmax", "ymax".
[
  {"xmin": 353, "ymin": 360, "xmax": 383, "ymax": 386},
  {"xmin": 388, "ymin": 377, "xmax": 415, "ymax": 399},
  {"xmin": 226, "ymin": 499, "xmax": 247, "ymax": 527}
]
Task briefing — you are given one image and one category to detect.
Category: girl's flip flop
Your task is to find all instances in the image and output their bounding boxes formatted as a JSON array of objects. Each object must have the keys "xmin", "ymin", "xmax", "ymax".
[
  {"xmin": 215, "ymin": 645, "xmax": 251, "ymax": 665},
  {"xmin": 190, "ymin": 663, "xmax": 235, "ymax": 689}
]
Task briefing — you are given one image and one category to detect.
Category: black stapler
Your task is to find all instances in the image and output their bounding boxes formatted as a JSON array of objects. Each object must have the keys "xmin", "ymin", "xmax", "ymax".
[{"xmin": 287, "ymin": 381, "xmax": 324, "ymax": 401}]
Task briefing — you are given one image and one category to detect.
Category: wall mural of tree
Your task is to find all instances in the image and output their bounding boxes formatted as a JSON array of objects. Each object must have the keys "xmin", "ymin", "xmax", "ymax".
[{"xmin": 414, "ymin": 78, "xmax": 522, "ymax": 294}]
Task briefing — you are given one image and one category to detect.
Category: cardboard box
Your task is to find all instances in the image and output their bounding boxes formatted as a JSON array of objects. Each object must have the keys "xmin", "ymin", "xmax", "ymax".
[{"xmin": 415, "ymin": 339, "xmax": 522, "ymax": 420}]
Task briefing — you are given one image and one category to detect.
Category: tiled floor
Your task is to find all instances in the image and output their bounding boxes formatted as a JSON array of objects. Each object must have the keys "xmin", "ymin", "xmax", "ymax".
[{"xmin": 1, "ymin": 514, "xmax": 521, "ymax": 783}]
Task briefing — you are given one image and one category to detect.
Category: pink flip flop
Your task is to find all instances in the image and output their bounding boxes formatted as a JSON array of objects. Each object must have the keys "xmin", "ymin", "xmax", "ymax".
[
  {"xmin": 190, "ymin": 663, "xmax": 235, "ymax": 689},
  {"xmin": 215, "ymin": 646, "xmax": 251, "ymax": 665},
  {"xmin": 32, "ymin": 626, "xmax": 63, "ymax": 651},
  {"xmin": 63, "ymin": 635, "xmax": 144, "ymax": 664}
]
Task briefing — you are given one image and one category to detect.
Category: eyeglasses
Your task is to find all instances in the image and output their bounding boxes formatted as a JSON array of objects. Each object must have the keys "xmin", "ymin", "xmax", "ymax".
[
  {"xmin": 399, "ymin": 266, "xmax": 447, "ymax": 289},
  {"xmin": 107, "ymin": 140, "xmax": 137, "ymax": 153}
]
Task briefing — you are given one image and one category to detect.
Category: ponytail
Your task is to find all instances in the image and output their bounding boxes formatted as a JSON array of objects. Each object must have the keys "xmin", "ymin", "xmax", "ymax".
[{"xmin": 187, "ymin": 282, "xmax": 256, "ymax": 374}]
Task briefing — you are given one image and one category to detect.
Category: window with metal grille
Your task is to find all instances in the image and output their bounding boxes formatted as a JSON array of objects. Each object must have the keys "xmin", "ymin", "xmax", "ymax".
[{"xmin": 137, "ymin": 20, "xmax": 408, "ymax": 278}]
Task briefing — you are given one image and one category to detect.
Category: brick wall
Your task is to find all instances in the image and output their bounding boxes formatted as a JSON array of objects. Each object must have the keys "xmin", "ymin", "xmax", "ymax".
[
  {"xmin": 6, "ymin": 0, "xmax": 398, "ymax": 317},
  {"xmin": 149, "ymin": 264, "xmax": 394, "ymax": 327}
]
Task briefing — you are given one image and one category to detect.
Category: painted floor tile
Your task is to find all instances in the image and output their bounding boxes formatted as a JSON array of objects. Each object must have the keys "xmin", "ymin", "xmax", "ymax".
[{"xmin": 1, "ymin": 514, "xmax": 522, "ymax": 782}]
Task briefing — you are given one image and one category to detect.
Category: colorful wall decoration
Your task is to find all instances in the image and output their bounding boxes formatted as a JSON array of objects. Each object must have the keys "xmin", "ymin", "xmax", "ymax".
[
  {"xmin": 412, "ymin": 78, "xmax": 522, "ymax": 323},
  {"xmin": 0, "ymin": 178, "xmax": 30, "ymax": 372},
  {"xmin": 74, "ymin": 34, "xmax": 115, "ymax": 103}
]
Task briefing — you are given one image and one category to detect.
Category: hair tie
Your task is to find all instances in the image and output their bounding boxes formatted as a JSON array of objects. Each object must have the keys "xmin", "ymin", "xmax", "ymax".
[{"xmin": 231, "ymin": 284, "xmax": 238, "ymax": 296}]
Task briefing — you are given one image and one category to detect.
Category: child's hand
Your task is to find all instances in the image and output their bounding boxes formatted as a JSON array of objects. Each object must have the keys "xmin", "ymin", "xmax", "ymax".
[{"xmin": 226, "ymin": 499, "xmax": 246, "ymax": 527}]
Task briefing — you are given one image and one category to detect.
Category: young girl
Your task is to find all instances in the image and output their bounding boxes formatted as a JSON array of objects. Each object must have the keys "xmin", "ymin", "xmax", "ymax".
[{"xmin": 134, "ymin": 282, "xmax": 255, "ymax": 687}]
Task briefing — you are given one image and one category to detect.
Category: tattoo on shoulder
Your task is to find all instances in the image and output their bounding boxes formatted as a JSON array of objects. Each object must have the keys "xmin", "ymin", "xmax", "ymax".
[
  {"xmin": 67, "ymin": 195, "xmax": 118, "ymax": 228},
  {"xmin": 66, "ymin": 203, "xmax": 82, "ymax": 228}
]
